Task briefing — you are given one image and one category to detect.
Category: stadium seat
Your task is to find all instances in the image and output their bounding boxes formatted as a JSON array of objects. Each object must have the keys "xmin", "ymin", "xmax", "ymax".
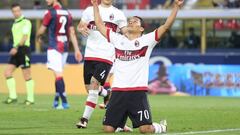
[
  {"xmin": 226, "ymin": 19, "xmax": 239, "ymax": 29},
  {"xmin": 214, "ymin": 19, "xmax": 224, "ymax": 30}
]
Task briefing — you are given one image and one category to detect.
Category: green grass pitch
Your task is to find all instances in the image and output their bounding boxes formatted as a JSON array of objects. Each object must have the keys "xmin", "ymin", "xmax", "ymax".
[{"xmin": 0, "ymin": 94, "xmax": 240, "ymax": 135}]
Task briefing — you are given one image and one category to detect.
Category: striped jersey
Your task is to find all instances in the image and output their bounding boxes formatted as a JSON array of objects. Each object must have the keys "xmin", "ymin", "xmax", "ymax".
[
  {"xmin": 106, "ymin": 29, "xmax": 160, "ymax": 91},
  {"xmin": 43, "ymin": 4, "xmax": 73, "ymax": 53},
  {"xmin": 81, "ymin": 5, "xmax": 127, "ymax": 65}
]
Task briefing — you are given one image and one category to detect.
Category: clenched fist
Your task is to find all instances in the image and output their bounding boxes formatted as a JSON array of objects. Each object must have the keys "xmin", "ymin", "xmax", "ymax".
[
  {"xmin": 175, "ymin": 0, "xmax": 184, "ymax": 7},
  {"xmin": 91, "ymin": 0, "xmax": 98, "ymax": 5}
]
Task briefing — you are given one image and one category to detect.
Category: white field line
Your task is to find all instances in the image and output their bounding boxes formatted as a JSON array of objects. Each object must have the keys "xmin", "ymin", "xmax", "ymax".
[{"xmin": 168, "ymin": 128, "xmax": 240, "ymax": 135}]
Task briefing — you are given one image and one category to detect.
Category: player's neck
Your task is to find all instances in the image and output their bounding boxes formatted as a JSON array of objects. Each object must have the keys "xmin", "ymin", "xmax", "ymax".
[
  {"xmin": 53, "ymin": 2, "xmax": 61, "ymax": 7},
  {"xmin": 100, "ymin": 3, "xmax": 112, "ymax": 8},
  {"xmin": 125, "ymin": 32, "xmax": 141, "ymax": 40}
]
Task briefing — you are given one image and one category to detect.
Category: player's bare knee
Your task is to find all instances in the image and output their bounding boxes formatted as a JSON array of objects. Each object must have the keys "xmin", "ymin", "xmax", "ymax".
[
  {"xmin": 103, "ymin": 126, "xmax": 115, "ymax": 133},
  {"xmin": 85, "ymin": 85, "xmax": 90, "ymax": 92},
  {"xmin": 4, "ymin": 70, "xmax": 12, "ymax": 78},
  {"xmin": 23, "ymin": 75, "xmax": 31, "ymax": 81},
  {"xmin": 139, "ymin": 125, "xmax": 153, "ymax": 134},
  {"xmin": 90, "ymin": 78, "xmax": 100, "ymax": 89},
  {"xmin": 22, "ymin": 69, "xmax": 31, "ymax": 81}
]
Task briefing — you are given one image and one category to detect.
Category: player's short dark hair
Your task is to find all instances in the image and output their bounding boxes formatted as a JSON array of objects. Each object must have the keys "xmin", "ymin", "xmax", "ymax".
[
  {"xmin": 133, "ymin": 16, "xmax": 145, "ymax": 28},
  {"xmin": 11, "ymin": 3, "xmax": 21, "ymax": 9}
]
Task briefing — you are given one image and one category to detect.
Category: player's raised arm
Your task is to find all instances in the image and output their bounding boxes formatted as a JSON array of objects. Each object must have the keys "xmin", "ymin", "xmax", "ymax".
[
  {"xmin": 91, "ymin": 0, "xmax": 107, "ymax": 38},
  {"xmin": 156, "ymin": 0, "xmax": 184, "ymax": 40}
]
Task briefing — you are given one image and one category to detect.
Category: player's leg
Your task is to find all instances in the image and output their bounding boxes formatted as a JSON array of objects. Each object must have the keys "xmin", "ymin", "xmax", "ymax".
[
  {"xmin": 76, "ymin": 61, "xmax": 111, "ymax": 128},
  {"xmin": 103, "ymin": 91, "xmax": 128, "ymax": 133},
  {"xmin": 138, "ymin": 120, "xmax": 167, "ymax": 134},
  {"xmin": 103, "ymin": 125, "xmax": 115, "ymax": 133},
  {"xmin": 76, "ymin": 76, "xmax": 100, "ymax": 128},
  {"xmin": 76, "ymin": 61, "xmax": 98, "ymax": 128},
  {"xmin": 47, "ymin": 50, "xmax": 68, "ymax": 109},
  {"xmin": 128, "ymin": 91, "xmax": 167, "ymax": 134},
  {"xmin": 3, "ymin": 64, "xmax": 17, "ymax": 104},
  {"xmin": 21, "ymin": 48, "xmax": 34, "ymax": 105},
  {"xmin": 54, "ymin": 71, "xmax": 69, "ymax": 108},
  {"xmin": 22, "ymin": 68, "xmax": 34, "ymax": 105},
  {"xmin": 58, "ymin": 52, "xmax": 69, "ymax": 108},
  {"xmin": 98, "ymin": 72, "xmax": 113, "ymax": 109}
]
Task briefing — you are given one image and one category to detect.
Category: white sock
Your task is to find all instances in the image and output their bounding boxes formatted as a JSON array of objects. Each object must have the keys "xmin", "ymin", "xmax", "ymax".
[
  {"xmin": 83, "ymin": 90, "xmax": 99, "ymax": 120},
  {"xmin": 153, "ymin": 122, "xmax": 162, "ymax": 133},
  {"xmin": 99, "ymin": 86, "xmax": 108, "ymax": 97}
]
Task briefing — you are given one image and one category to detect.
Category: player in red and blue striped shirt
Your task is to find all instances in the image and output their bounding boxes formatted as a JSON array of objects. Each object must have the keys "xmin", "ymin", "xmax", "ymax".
[{"xmin": 37, "ymin": 0, "xmax": 82, "ymax": 109}]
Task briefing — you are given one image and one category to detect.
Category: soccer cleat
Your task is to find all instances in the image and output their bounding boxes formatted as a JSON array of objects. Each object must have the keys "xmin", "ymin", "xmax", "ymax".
[
  {"xmin": 115, "ymin": 125, "xmax": 133, "ymax": 132},
  {"xmin": 53, "ymin": 101, "xmax": 59, "ymax": 108},
  {"xmin": 23, "ymin": 100, "xmax": 34, "ymax": 105},
  {"xmin": 54, "ymin": 105, "xmax": 64, "ymax": 110},
  {"xmin": 76, "ymin": 117, "xmax": 88, "ymax": 128},
  {"xmin": 3, "ymin": 98, "xmax": 17, "ymax": 104},
  {"xmin": 123, "ymin": 125, "xmax": 133, "ymax": 132},
  {"xmin": 62, "ymin": 103, "xmax": 70, "ymax": 109},
  {"xmin": 160, "ymin": 120, "xmax": 167, "ymax": 133}
]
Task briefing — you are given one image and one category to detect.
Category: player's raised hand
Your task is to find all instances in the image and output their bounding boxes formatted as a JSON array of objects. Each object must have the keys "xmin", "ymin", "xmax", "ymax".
[
  {"xmin": 91, "ymin": 0, "xmax": 98, "ymax": 5},
  {"xmin": 74, "ymin": 50, "xmax": 83, "ymax": 63},
  {"xmin": 175, "ymin": 0, "xmax": 184, "ymax": 7}
]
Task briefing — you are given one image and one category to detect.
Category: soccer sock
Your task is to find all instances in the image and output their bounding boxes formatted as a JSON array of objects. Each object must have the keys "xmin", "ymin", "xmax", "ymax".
[
  {"xmin": 83, "ymin": 90, "xmax": 99, "ymax": 120},
  {"xmin": 98, "ymin": 86, "xmax": 108, "ymax": 97},
  {"xmin": 99, "ymin": 82, "xmax": 111, "ymax": 97},
  {"xmin": 153, "ymin": 122, "xmax": 164, "ymax": 133},
  {"xmin": 26, "ymin": 79, "xmax": 34, "ymax": 102},
  {"xmin": 6, "ymin": 77, "xmax": 17, "ymax": 99},
  {"xmin": 103, "ymin": 82, "xmax": 111, "ymax": 89},
  {"xmin": 55, "ymin": 77, "xmax": 67, "ymax": 104}
]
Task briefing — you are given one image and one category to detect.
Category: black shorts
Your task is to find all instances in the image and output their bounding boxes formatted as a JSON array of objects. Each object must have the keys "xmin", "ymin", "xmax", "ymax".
[
  {"xmin": 8, "ymin": 46, "xmax": 31, "ymax": 69},
  {"xmin": 83, "ymin": 60, "xmax": 112, "ymax": 86},
  {"xmin": 103, "ymin": 91, "xmax": 152, "ymax": 129}
]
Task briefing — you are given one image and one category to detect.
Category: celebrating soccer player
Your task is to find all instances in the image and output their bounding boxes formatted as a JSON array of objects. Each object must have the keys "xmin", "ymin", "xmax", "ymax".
[
  {"xmin": 91, "ymin": 0, "xmax": 184, "ymax": 133},
  {"xmin": 76, "ymin": 0, "xmax": 127, "ymax": 128}
]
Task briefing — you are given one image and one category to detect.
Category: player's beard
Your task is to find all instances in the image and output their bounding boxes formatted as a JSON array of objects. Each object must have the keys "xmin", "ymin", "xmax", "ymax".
[
  {"xmin": 48, "ymin": 3, "xmax": 54, "ymax": 7},
  {"xmin": 47, "ymin": 1, "xmax": 54, "ymax": 7}
]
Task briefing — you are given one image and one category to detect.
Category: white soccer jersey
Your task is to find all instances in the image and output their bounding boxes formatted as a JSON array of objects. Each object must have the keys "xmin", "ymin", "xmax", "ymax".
[
  {"xmin": 81, "ymin": 5, "xmax": 127, "ymax": 65},
  {"xmin": 106, "ymin": 29, "xmax": 160, "ymax": 91}
]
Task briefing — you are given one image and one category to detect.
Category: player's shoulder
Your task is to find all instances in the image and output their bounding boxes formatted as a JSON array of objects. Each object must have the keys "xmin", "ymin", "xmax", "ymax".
[
  {"xmin": 141, "ymin": 31, "xmax": 155, "ymax": 39},
  {"xmin": 24, "ymin": 18, "xmax": 31, "ymax": 24},
  {"xmin": 84, "ymin": 6, "xmax": 93, "ymax": 13},
  {"xmin": 112, "ymin": 6, "xmax": 124, "ymax": 13},
  {"xmin": 43, "ymin": 8, "xmax": 53, "ymax": 16},
  {"xmin": 110, "ymin": 30, "xmax": 125, "ymax": 40}
]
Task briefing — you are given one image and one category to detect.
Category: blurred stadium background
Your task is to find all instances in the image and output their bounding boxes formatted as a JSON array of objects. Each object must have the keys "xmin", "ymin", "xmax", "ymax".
[{"xmin": 0, "ymin": 0, "xmax": 240, "ymax": 134}]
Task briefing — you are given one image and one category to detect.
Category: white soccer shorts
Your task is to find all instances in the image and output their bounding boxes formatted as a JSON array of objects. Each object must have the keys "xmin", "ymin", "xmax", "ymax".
[{"xmin": 47, "ymin": 49, "xmax": 68, "ymax": 73}]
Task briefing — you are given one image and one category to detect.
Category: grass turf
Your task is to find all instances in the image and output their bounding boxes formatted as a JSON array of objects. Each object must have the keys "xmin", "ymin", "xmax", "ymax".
[{"xmin": 0, "ymin": 94, "xmax": 240, "ymax": 135}]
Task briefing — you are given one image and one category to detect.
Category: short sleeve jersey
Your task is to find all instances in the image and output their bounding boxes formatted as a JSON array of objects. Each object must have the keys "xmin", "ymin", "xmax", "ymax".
[
  {"xmin": 12, "ymin": 15, "xmax": 32, "ymax": 47},
  {"xmin": 43, "ymin": 4, "xmax": 73, "ymax": 53},
  {"xmin": 81, "ymin": 5, "xmax": 127, "ymax": 65},
  {"xmin": 106, "ymin": 29, "xmax": 160, "ymax": 91}
]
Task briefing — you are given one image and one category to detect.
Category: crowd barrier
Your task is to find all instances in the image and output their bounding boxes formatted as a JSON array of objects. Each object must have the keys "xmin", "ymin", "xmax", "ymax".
[{"xmin": 0, "ymin": 53, "xmax": 240, "ymax": 96}]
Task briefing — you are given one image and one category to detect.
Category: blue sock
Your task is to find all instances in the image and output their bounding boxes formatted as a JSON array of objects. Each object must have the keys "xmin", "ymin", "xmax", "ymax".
[
  {"xmin": 53, "ymin": 92, "xmax": 60, "ymax": 107},
  {"xmin": 55, "ymin": 77, "xmax": 68, "ymax": 104}
]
